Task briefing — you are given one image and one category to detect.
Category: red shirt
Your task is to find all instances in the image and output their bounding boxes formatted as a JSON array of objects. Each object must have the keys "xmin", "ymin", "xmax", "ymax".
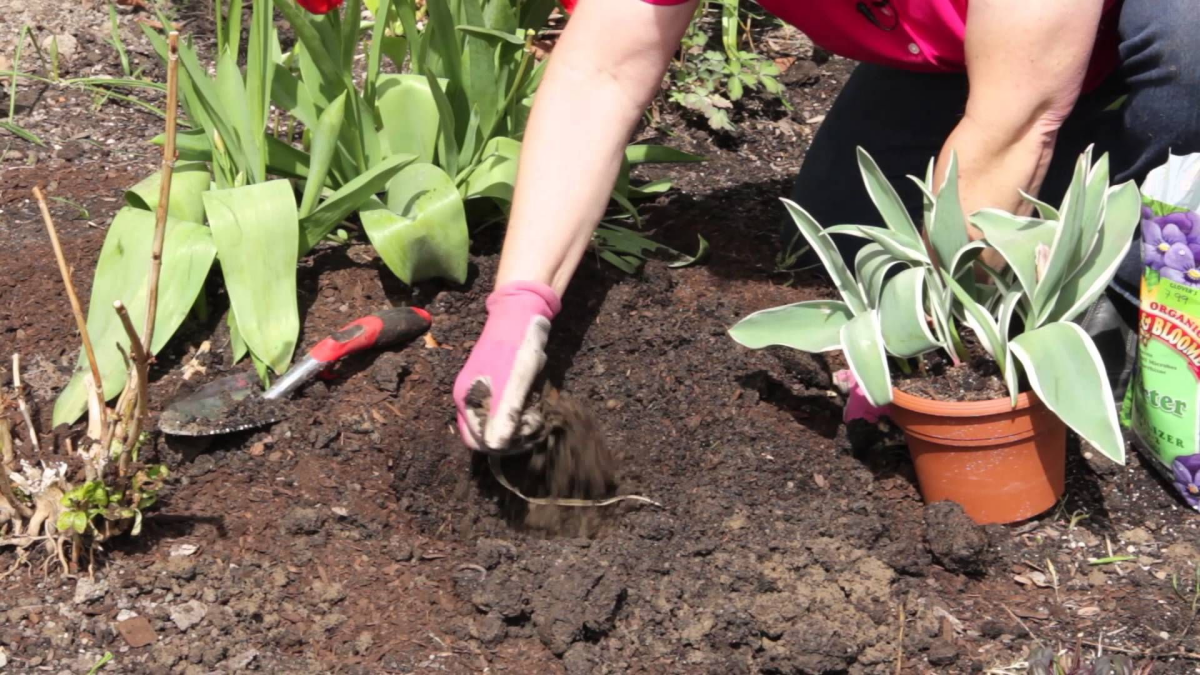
[{"xmin": 567, "ymin": 0, "xmax": 1123, "ymax": 93}]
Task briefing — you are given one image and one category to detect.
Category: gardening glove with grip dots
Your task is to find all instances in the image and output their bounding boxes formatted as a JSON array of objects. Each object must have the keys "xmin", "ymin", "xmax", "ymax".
[
  {"xmin": 834, "ymin": 370, "xmax": 889, "ymax": 424},
  {"xmin": 454, "ymin": 281, "xmax": 562, "ymax": 453}
]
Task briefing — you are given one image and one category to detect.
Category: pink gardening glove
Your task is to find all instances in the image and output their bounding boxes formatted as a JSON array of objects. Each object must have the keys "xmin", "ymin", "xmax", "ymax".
[
  {"xmin": 453, "ymin": 281, "xmax": 562, "ymax": 451},
  {"xmin": 833, "ymin": 370, "xmax": 889, "ymax": 424}
]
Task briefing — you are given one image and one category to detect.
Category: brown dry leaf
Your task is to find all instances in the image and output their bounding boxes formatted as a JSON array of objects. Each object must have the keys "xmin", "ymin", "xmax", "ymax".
[
  {"xmin": 1077, "ymin": 606, "xmax": 1102, "ymax": 618},
  {"xmin": 423, "ymin": 333, "xmax": 440, "ymax": 349}
]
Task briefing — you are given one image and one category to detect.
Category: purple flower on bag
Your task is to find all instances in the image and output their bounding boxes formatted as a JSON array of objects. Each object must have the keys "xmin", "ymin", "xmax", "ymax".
[
  {"xmin": 1162, "ymin": 243, "xmax": 1200, "ymax": 287},
  {"xmin": 1157, "ymin": 210, "xmax": 1200, "ymax": 236},
  {"xmin": 1172, "ymin": 454, "xmax": 1200, "ymax": 508},
  {"xmin": 1144, "ymin": 218, "xmax": 1189, "ymax": 271}
]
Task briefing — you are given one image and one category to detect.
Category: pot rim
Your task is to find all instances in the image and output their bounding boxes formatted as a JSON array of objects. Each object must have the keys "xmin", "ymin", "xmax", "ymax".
[{"xmin": 891, "ymin": 385, "xmax": 1041, "ymax": 418}]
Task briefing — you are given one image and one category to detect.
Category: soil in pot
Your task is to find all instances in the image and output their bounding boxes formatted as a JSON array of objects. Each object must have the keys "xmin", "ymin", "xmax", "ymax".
[{"xmin": 893, "ymin": 341, "xmax": 1011, "ymax": 402}]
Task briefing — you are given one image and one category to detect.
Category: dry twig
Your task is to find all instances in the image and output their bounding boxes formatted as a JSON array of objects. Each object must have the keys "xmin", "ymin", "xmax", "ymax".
[
  {"xmin": 11, "ymin": 354, "xmax": 39, "ymax": 453},
  {"xmin": 34, "ymin": 186, "xmax": 108, "ymax": 445},
  {"xmin": 142, "ymin": 31, "xmax": 179, "ymax": 352},
  {"xmin": 0, "ymin": 421, "xmax": 32, "ymax": 519},
  {"xmin": 113, "ymin": 301, "xmax": 149, "ymax": 475}
]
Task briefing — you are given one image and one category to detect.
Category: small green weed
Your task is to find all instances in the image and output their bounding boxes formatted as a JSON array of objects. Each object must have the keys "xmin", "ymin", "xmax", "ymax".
[{"xmin": 668, "ymin": 0, "xmax": 786, "ymax": 132}]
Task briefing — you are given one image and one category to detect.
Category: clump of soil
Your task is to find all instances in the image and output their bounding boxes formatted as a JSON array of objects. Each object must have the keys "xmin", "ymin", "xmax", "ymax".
[
  {"xmin": 468, "ymin": 382, "xmax": 621, "ymax": 538},
  {"xmin": 895, "ymin": 341, "xmax": 1009, "ymax": 402}
]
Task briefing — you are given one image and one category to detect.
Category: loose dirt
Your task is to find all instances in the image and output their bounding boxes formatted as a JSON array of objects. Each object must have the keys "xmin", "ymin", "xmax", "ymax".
[{"xmin": 3, "ymin": 3, "xmax": 1200, "ymax": 674}]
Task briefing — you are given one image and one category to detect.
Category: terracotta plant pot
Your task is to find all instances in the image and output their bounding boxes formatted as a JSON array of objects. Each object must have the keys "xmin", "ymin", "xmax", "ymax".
[{"xmin": 888, "ymin": 388, "xmax": 1067, "ymax": 525}]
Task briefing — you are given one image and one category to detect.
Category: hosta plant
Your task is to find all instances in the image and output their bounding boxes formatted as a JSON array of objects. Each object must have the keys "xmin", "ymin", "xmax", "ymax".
[{"xmin": 729, "ymin": 145, "xmax": 1141, "ymax": 464}]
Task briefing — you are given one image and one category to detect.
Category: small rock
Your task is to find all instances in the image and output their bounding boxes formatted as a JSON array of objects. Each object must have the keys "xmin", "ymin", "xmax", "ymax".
[
  {"xmin": 41, "ymin": 33, "xmax": 78, "ymax": 60},
  {"xmin": 391, "ymin": 539, "xmax": 413, "ymax": 562},
  {"xmin": 170, "ymin": 543, "xmax": 199, "ymax": 557},
  {"xmin": 1121, "ymin": 527, "xmax": 1153, "ymax": 545},
  {"xmin": 116, "ymin": 615, "xmax": 157, "ymax": 648},
  {"xmin": 924, "ymin": 501, "xmax": 990, "ymax": 574},
  {"xmin": 354, "ymin": 631, "xmax": 374, "ymax": 655},
  {"xmin": 116, "ymin": 609, "xmax": 139, "ymax": 622},
  {"xmin": 927, "ymin": 639, "xmax": 959, "ymax": 666},
  {"xmin": 370, "ymin": 352, "xmax": 410, "ymax": 392},
  {"xmin": 471, "ymin": 613, "xmax": 507, "ymax": 646},
  {"xmin": 74, "ymin": 577, "xmax": 109, "ymax": 605},
  {"xmin": 312, "ymin": 580, "xmax": 346, "ymax": 605},
  {"xmin": 169, "ymin": 600, "xmax": 208, "ymax": 632},
  {"xmin": 280, "ymin": 506, "xmax": 326, "ymax": 535},
  {"xmin": 562, "ymin": 642, "xmax": 601, "ymax": 675},
  {"xmin": 227, "ymin": 649, "xmax": 259, "ymax": 670},
  {"xmin": 167, "ymin": 557, "xmax": 198, "ymax": 581},
  {"xmin": 979, "ymin": 620, "xmax": 1006, "ymax": 639}
]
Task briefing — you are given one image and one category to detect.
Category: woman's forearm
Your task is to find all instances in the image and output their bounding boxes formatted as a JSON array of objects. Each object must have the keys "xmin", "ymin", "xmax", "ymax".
[{"xmin": 495, "ymin": 0, "xmax": 698, "ymax": 296}]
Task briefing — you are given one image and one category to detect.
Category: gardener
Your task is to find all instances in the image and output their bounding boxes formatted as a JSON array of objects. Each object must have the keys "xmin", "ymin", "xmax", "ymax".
[{"xmin": 454, "ymin": 0, "xmax": 1199, "ymax": 451}]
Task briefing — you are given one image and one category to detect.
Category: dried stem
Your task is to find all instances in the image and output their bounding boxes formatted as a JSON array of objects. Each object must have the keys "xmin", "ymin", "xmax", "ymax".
[
  {"xmin": 143, "ymin": 31, "xmax": 180, "ymax": 353},
  {"xmin": 0, "ymin": 421, "xmax": 32, "ymax": 519},
  {"xmin": 11, "ymin": 354, "xmax": 40, "ymax": 453},
  {"xmin": 114, "ymin": 302, "xmax": 149, "ymax": 477},
  {"xmin": 34, "ymin": 186, "xmax": 108, "ymax": 443}
]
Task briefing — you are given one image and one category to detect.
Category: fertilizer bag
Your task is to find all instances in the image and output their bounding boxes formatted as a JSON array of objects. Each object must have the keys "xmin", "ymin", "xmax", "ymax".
[{"xmin": 1129, "ymin": 152, "xmax": 1200, "ymax": 510}]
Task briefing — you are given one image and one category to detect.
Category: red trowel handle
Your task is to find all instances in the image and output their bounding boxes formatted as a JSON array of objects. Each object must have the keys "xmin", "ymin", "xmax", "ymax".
[{"xmin": 262, "ymin": 307, "xmax": 431, "ymax": 401}]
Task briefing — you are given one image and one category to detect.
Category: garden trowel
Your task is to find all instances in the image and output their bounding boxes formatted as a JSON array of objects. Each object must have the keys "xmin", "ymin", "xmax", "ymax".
[{"xmin": 158, "ymin": 306, "xmax": 431, "ymax": 437}]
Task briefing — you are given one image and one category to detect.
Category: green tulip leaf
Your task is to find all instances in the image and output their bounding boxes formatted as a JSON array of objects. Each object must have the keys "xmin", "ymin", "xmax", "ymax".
[{"xmin": 53, "ymin": 208, "xmax": 217, "ymax": 426}]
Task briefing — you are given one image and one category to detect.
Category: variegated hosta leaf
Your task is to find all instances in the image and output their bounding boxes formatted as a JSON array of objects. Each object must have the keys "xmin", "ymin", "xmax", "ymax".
[
  {"xmin": 998, "ymin": 289, "xmax": 1024, "ymax": 405},
  {"xmin": 1049, "ymin": 181, "xmax": 1142, "ymax": 322},
  {"xmin": 970, "ymin": 210, "xmax": 1056, "ymax": 298},
  {"xmin": 1009, "ymin": 322, "xmax": 1125, "ymax": 464},
  {"xmin": 854, "ymin": 243, "xmax": 906, "ymax": 309},
  {"xmin": 1003, "ymin": 346, "xmax": 1020, "ymax": 408},
  {"xmin": 840, "ymin": 310, "xmax": 893, "ymax": 407},
  {"xmin": 1076, "ymin": 149, "xmax": 1110, "ymax": 265},
  {"xmin": 879, "ymin": 267, "xmax": 939, "ymax": 357},
  {"xmin": 928, "ymin": 151, "xmax": 971, "ymax": 270},
  {"xmin": 728, "ymin": 300, "xmax": 854, "ymax": 352},
  {"xmin": 856, "ymin": 146, "xmax": 922, "ymax": 246},
  {"xmin": 941, "ymin": 269, "xmax": 1005, "ymax": 372},
  {"xmin": 826, "ymin": 224, "xmax": 929, "ymax": 264},
  {"xmin": 1019, "ymin": 189, "xmax": 1060, "ymax": 220},
  {"xmin": 781, "ymin": 199, "xmax": 868, "ymax": 314},
  {"xmin": 1030, "ymin": 155, "xmax": 1087, "ymax": 325}
]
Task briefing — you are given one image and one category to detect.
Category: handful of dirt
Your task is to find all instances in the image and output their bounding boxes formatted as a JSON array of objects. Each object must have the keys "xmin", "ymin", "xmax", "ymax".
[{"xmin": 467, "ymin": 382, "xmax": 656, "ymax": 537}]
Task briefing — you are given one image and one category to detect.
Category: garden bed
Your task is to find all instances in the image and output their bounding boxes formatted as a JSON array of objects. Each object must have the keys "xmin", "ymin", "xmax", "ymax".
[{"xmin": 3, "ymin": 2, "xmax": 1200, "ymax": 673}]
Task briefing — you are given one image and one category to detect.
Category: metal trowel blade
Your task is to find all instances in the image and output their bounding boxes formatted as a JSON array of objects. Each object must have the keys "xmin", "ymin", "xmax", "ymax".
[{"xmin": 158, "ymin": 372, "xmax": 284, "ymax": 437}]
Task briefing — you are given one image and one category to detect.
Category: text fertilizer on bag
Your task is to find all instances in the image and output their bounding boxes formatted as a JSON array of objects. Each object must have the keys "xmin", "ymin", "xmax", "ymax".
[{"xmin": 1130, "ymin": 153, "xmax": 1200, "ymax": 511}]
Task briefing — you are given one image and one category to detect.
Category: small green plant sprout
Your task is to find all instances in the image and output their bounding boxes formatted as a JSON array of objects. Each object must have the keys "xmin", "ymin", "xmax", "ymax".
[
  {"xmin": 729, "ymin": 145, "xmax": 1142, "ymax": 464},
  {"xmin": 669, "ymin": 0, "xmax": 785, "ymax": 131}
]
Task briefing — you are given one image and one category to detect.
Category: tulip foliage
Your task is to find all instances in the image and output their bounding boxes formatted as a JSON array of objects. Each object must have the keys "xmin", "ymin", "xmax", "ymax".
[
  {"xmin": 53, "ymin": 0, "xmax": 700, "ymax": 426},
  {"xmin": 729, "ymin": 146, "xmax": 1142, "ymax": 464}
]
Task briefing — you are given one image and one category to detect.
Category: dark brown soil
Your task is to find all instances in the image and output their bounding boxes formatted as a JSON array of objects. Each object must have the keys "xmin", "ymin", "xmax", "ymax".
[
  {"xmin": 3, "ymin": 4, "xmax": 1200, "ymax": 675},
  {"xmin": 895, "ymin": 347, "xmax": 1010, "ymax": 403}
]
